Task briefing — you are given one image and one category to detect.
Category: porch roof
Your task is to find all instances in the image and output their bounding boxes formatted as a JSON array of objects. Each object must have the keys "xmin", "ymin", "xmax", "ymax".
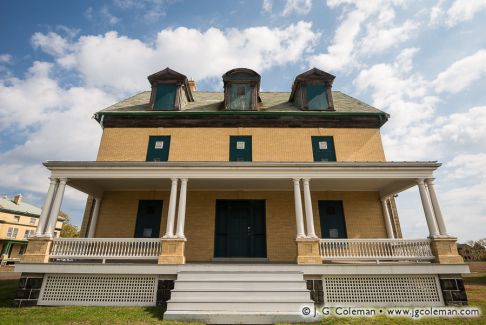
[{"xmin": 43, "ymin": 161, "xmax": 440, "ymax": 198}]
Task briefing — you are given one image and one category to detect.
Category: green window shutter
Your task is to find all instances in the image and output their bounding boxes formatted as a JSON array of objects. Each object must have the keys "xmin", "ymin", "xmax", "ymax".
[
  {"xmin": 311, "ymin": 136, "xmax": 336, "ymax": 161},
  {"xmin": 146, "ymin": 136, "xmax": 171, "ymax": 161},
  {"xmin": 306, "ymin": 84, "xmax": 329, "ymax": 110},
  {"xmin": 229, "ymin": 136, "xmax": 252, "ymax": 161},
  {"xmin": 229, "ymin": 84, "xmax": 252, "ymax": 110},
  {"xmin": 154, "ymin": 84, "xmax": 177, "ymax": 110}
]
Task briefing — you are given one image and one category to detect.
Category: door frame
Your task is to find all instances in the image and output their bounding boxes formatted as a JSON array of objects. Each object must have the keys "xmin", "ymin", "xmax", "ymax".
[
  {"xmin": 213, "ymin": 199, "xmax": 267, "ymax": 260},
  {"xmin": 318, "ymin": 200, "xmax": 348, "ymax": 239}
]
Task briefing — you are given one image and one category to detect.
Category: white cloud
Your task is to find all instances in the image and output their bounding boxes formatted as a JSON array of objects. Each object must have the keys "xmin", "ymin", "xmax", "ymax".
[
  {"xmin": 282, "ymin": 0, "xmax": 312, "ymax": 16},
  {"xmin": 446, "ymin": 0, "xmax": 486, "ymax": 27},
  {"xmin": 0, "ymin": 54, "xmax": 12, "ymax": 63},
  {"xmin": 32, "ymin": 32, "xmax": 73, "ymax": 57},
  {"xmin": 262, "ymin": 0, "xmax": 312, "ymax": 15},
  {"xmin": 0, "ymin": 61, "xmax": 114, "ymax": 205},
  {"xmin": 32, "ymin": 23, "xmax": 319, "ymax": 93},
  {"xmin": 309, "ymin": 0, "xmax": 418, "ymax": 72},
  {"xmin": 433, "ymin": 49, "xmax": 486, "ymax": 94}
]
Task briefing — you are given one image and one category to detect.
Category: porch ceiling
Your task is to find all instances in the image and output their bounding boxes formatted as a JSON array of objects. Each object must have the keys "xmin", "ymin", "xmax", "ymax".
[{"xmin": 44, "ymin": 161, "xmax": 440, "ymax": 198}]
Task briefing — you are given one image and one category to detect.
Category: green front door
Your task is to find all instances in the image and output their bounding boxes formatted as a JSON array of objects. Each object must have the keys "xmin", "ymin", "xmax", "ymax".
[
  {"xmin": 318, "ymin": 200, "xmax": 347, "ymax": 239},
  {"xmin": 214, "ymin": 200, "xmax": 266, "ymax": 258},
  {"xmin": 134, "ymin": 200, "xmax": 163, "ymax": 238}
]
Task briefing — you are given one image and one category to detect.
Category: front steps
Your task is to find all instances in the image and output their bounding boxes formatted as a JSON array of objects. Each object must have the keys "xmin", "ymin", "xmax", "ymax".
[{"xmin": 164, "ymin": 270, "xmax": 314, "ymax": 324}]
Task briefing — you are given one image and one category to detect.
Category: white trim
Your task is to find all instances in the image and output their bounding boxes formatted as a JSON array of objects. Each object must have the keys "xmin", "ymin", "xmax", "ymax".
[{"xmin": 15, "ymin": 262, "xmax": 470, "ymax": 275}]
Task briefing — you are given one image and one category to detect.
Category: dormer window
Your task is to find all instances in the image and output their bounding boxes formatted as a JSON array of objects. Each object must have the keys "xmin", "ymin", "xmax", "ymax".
[
  {"xmin": 147, "ymin": 67, "xmax": 194, "ymax": 111},
  {"xmin": 223, "ymin": 68, "xmax": 261, "ymax": 111},
  {"xmin": 289, "ymin": 68, "xmax": 335, "ymax": 111}
]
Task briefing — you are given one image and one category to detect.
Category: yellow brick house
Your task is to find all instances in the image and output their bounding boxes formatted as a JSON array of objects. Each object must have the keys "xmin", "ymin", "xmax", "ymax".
[
  {"xmin": 0, "ymin": 194, "xmax": 63, "ymax": 265},
  {"xmin": 16, "ymin": 67, "xmax": 469, "ymax": 321}
]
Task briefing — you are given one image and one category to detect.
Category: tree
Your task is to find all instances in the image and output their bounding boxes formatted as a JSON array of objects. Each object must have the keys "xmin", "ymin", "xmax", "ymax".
[{"xmin": 59, "ymin": 211, "xmax": 80, "ymax": 238}]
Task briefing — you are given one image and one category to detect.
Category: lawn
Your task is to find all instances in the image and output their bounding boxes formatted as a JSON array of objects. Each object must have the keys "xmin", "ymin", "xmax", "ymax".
[{"xmin": 0, "ymin": 264, "xmax": 484, "ymax": 325}]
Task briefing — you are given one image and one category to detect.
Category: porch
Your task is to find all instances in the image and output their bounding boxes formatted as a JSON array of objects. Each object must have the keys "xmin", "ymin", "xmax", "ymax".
[{"xmin": 19, "ymin": 161, "xmax": 463, "ymax": 266}]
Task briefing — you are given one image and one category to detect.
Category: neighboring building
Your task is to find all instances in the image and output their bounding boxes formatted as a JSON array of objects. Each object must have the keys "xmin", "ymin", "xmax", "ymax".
[
  {"xmin": 16, "ymin": 67, "xmax": 468, "ymax": 320},
  {"xmin": 0, "ymin": 194, "xmax": 63, "ymax": 265},
  {"xmin": 458, "ymin": 241, "xmax": 486, "ymax": 261}
]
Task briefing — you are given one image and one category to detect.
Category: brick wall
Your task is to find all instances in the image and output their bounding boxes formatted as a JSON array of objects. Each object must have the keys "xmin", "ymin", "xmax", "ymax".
[
  {"xmin": 94, "ymin": 190, "xmax": 387, "ymax": 262},
  {"xmin": 96, "ymin": 127, "xmax": 386, "ymax": 162}
]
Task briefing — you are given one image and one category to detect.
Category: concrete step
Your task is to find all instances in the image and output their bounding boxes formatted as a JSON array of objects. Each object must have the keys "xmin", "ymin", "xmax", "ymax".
[
  {"xmin": 176, "ymin": 271, "xmax": 304, "ymax": 282},
  {"xmin": 174, "ymin": 280, "xmax": 307, "ymax": 291},
  {"xmin": 167, "ymin": 301, "xmax": 312, "ymax": 312},
  {"xmin": 163, "ymin": 311, "xmax": 312, "ymax": 324},
  {"xmin": 170, "ymin": 290, "xmax": 311, "ymax": 301}
]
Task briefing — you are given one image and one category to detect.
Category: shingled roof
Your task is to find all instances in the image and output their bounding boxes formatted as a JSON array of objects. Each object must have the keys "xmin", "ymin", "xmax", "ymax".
[{"xmin": 98, "ymin": 91, "xmax": 384, "ymax": 115}]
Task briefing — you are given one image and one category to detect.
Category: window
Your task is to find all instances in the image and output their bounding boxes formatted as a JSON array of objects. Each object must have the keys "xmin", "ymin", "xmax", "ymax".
[
  {"xmin": 223, "ymin": 68, "xmax": 260, "ymax": 111},
  {"xmin": 6, "ymin": 227, "xmax": 18, "ymax": 239},
  {"xmin": 19, "ymin": 245, "xmax": 27, "ymax": 255},
  {"xmin": 306, "ymin": 84, "xmax": 329, "ymax": 110},
  {"xmin": 229, "ymin": 84, "xmax": 252, "ymax": 110},
  {"xmin": 229, "ymin": 136, "xmax": 252, "ymax": 161},
  {"xmin": 24, "ymin": 229, "xmax": 35, "ymax": 239},
  {"xmin": 29, "ymin": 217, "xmax": 36, "ymax": 225},
  {"xmin": 13, "ymin": 215, "xmax": 20, "ymax": 222},
  {"xmin": 311, "ymin": 136, "xmax": 336, "ymax": 161},
  {"xmin": 153, "ymin": 84, "xmax": 177, "ymax": 110},
  {"xmin": 146, "ymin": 136, "xmax": 171, "ymax": 162}
]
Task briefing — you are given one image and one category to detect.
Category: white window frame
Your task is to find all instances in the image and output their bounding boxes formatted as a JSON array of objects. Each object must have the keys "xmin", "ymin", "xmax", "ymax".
[{"xmin": 7, "ymin": 227, "xmax": 18, "ymax": 239}]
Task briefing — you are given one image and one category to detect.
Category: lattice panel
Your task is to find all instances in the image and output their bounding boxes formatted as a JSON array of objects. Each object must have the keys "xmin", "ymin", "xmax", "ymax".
[
  {"xmin": 322, "ymin": 275, "xmax": 443, "ymax": 307},
  {"xmin": 38, "ymin": 274, "xmax": 157, "ymax": 306}
]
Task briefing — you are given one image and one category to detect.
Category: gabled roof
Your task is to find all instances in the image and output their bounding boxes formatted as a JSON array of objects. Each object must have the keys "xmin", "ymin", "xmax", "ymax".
[
  {"xmin": 0, "ymin": 196, "xmax": 41, "ymax": 217},
  {"xmin": 147, "ymin": 67, "xmax": 188, "ymax": 83},
  {"xmin": 0, "ymin": 196, "xmax": 64, "ymax": 220}
]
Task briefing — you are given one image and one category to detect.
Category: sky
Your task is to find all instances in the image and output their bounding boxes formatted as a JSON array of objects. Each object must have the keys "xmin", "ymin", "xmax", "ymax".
[{"xmin": 0, "ymin": 0, "xmax": 485, "ymax": 241}]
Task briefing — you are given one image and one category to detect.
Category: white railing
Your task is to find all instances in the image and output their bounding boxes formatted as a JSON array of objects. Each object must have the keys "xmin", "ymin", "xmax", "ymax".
[
  {"xmin": 320, "ymin": 238, "xmax": 434, "ymax": 262},
  {"xmin": 50, "ymin": 238, "xmax": 161, "ymax": 262}
]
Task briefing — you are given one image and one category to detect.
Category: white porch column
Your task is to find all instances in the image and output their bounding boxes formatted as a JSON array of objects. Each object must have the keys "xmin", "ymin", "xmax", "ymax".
[
  {"xmin": 35, "ymin": 178, "xmax": 58, "ymax": 236},
  {"xmin": 164, "ymin": 178, "xmax": 178, "ymax": 238},
  {"xmin": 380, "ymin": 197, "xmax": 395, "ymax": 239},
  {"xmin": 175, "ymin": 178, "xmax": 188, "ymax": 239},
  {"xmin": 87, "ymin": 197, "xmax": 102, "ymax": 238},
  {"xmin": 425, "ymin": 178, "xmax": 449, "ymax": 236},
  {"xmin": 44, "ymin": 178, "xmax": 67, "ymax": 237},
  {"xmin": 292, "ymin": 178, "xmax": 306, "ymax": 238},
  {"xmin": 417, "ymin": 179, "xmax": 440, "ymax": 237},
  {"xmin": 302, "ymin": 178, "xmax": 317, "ymax": 238}
]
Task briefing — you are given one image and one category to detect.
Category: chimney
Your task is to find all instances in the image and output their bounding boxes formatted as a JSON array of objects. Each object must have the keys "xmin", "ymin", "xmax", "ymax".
[
  {"xmin": 188, "ymin": 79, "xmax": 197, "ymax": 92},
  {"xmin": 13, "ymin": 194, "xmax": 22, "ymax": 205}
]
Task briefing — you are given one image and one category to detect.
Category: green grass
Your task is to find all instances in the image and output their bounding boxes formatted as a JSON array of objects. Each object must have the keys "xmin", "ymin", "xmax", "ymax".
[
  {"xmin": 0, "ymin": 280, "xmax": 199, "ymax": 325},
  {"xmin": 0, "ymin": 265, "xmax": 485, "ymax": 324}
]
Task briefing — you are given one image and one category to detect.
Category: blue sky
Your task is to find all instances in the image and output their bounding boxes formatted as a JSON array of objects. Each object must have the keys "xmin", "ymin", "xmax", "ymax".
[{"xmin": 0, "ymin": 0, "xmax": 485, "ymax": 241}]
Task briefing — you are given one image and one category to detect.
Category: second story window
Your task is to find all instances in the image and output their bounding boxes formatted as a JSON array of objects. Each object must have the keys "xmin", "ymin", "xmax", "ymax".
[
  {"xmin": 24, "ymin": 229, "xmax": 35, "ymax": 239},
  {"xmin": 311, "ymin": 136, "xmax": 336, "ymax": 162},
  {"xmin": 229, "ymin": 136, "xmax": 252, "ymax": 161},
  {"xmin": 29, "ymin": 217, "xmax": 36, "ymax": 225},
  {"xmin": 6, "ymin": 227, "xmax": 18, "ymax": 239},
  {"xmin": 146, "ymin": 136, "xmax": 171, "ymax": 162},
  {"xmin": 13, "ymin": 215, "xmax": 20, "ymax": 223}
]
